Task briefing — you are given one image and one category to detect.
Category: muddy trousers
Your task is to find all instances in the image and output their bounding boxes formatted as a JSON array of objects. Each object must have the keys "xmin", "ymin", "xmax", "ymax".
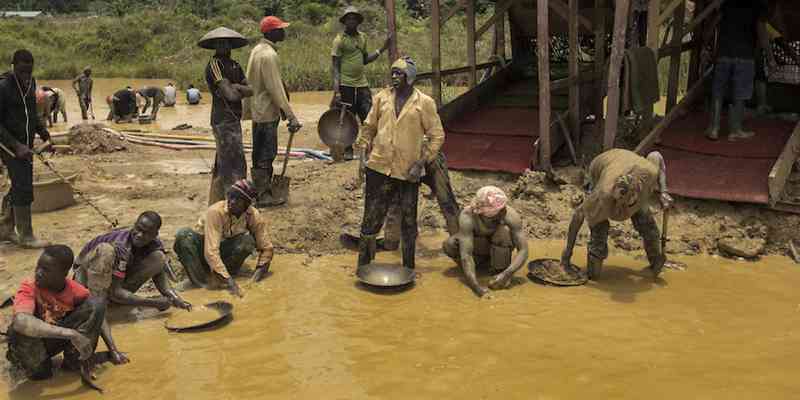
[
  {"xmin": 73, "ymin": 242, "xmax": 167, "ymax": 297},
  {"xmin": 0, "ymin": 152, "xmax": 34, "ymax": 207},
  {"xmin": 359, "ymin": 168, "xmax": 420, "ymax": 269},
  {"xmin": 6, "ymin": 297, "xmax": 106, "ymax": 379},
  {"xmin": 442, "ymin": 225, "xmax": 514, "ymax": 272},
  {"xmin": 384, "ymin": 152, "xmax": 460, "ymax": 247},
  {"xmin": 141, "ymin": 93, "xmax": 164, "ymax": 120},
  {"xmin": 208, "ymin": 120, "xmax": 247, "ymax": 205},
  {"xmin": 173, "ymin": 228, "xmax": 255, "ymax": 287},
  {"xmin": 79, "ymin": 96, "xmax": 91, "ymax": 120},
  {"xmin": 588, "ymin": 209, "xmax": 662, "ymax": 264},
  {"xmin": 251, "ymin": 120, "xmax": 279, "ymax": 204}
]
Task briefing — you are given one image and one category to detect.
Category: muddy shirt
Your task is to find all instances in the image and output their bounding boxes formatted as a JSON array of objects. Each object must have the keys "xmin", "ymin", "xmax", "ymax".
[
  {"xmin": 73, "ymin": 73, "xmax": 92, "ymax": 99},
  {"xmin": 580, "ymin": 149, "xmax": 659, "ymax": 226},
  {"xmin": 205, "ymin": 56, "xmax": 246, "ymax": 126},
  {"xmin": 0, "ymin": 72, "xmax": 50, "ymax": 149},
  {"xmin": 112, "ymin": 89, "xmax": 137, "ymax": 116},
  {"xmin": 332, "ymin": 32, "xmax": 369, "ymax": 88},
  {"xmin": 78, "ymin": 228, "xmax": 164, "ymax": 279},
  {"xmin": 718, "ymin": 0, "xmax": 768, "ymax": 60},
  {"xmin": 13, "ymin": 278, "xmax": 89, "ymax": 324},
  {"xmin": 139, "ymin": 86, "xmax": 164, "ymax": 98},
  {"xmin": 163, "ymin": 85, "xmax": 176, "ymax": 106}
]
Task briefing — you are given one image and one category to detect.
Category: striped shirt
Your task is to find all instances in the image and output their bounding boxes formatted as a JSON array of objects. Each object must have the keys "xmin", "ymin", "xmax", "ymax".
[{"xmin": 78, "ymin": 229, "xmax": 164, "ymax": 279}]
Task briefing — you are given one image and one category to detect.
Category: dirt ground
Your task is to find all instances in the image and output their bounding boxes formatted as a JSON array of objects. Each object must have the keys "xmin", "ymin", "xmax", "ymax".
[{"xmin": 1, "ymin": 101, "xmax": 800, "ymax": 302}]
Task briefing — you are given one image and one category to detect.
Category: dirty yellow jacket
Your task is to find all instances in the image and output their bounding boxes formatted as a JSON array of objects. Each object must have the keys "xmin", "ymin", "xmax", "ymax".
[
  {"xmin": 196, "ymin": 201, "xmax": 274, "ymax": 279},
  {"xmin": 354, "ymin": 87, "xmax": 445, "ymax": 181},
  {"xmin": 242, "ymin": 39, "xmax": 294, "ymax": 123}
]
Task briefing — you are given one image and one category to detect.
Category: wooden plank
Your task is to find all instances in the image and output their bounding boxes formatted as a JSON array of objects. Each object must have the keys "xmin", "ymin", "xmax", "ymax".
[
  {"xmin": 666, "ymin": 1, "xmax": 685, "ymax": 113},
  {"xmin": 416, "ymin": 61, "xmax": 501, "ymax": 80},
  {"xmin": 548, "ymin": 0, "xmax": 593, "ymax": 32},
  {"xmin": 687, "ymin": 0, "xmax": 706, "ymax": 88},
  {"xmin": 602, "ymin": 0, "xmax": 630, "ymax": 150},
  {"xmin": 593, "ymin": 0, "xmax": 608, "ymax": 138},
  {"xmin": 635, "ymin": 69, "xmax": 711, "ymax": 154},
  {"xmin": 496, "ymin": 6, "xmax": 506, "ymax": 60},
  {"xmin": 657, "ymin": 39, "xmax": 696, "ymax": 59},
  {"xmin": 476, "ymin": 0, "xmax": 516, "ymax": 39},
  {"xmin": 537, "ymin": 0, "xmax": 551, "ymax": 170},
  {"xmin": 441, "ymin": 0, "xmax": 465, "ymax": 26},
  {"xmin": 657, "ymin": 0, "xmax": 685, "ymax": 26},
  {"xmin": 568, "ymin": 0, "xmax": 581, "ymax": 145},
  {"xmin": 431, "ymin": 0, "xmax": 442, "ymax": 106},
  {"xmin": 385, "ymin": 0, "xmax": 399, "ymax": 61},
  {"xmin": 466, "ymin": 0, "xmax": 477, "ymax": 88},
  {"xmin": 682, "ymin": 0, "xmax": 723, "ymax": 39},
  {"xmin": 647, "ymin": 0, "xmax": 662, "ymax": 53},
  {"xmin": 768, "ymin": 121, "xmax": 800, "ymax": 206}
]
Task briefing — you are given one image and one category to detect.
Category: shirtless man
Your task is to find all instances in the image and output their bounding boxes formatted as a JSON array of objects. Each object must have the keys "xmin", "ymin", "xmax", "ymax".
[{"xmin": 443, "ymin": 186, "xmax": 529, "ymax": 297}]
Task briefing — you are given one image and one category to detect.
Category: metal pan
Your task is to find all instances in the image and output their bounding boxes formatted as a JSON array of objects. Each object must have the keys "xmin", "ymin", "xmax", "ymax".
[
  {"xmin": 318, "ymin": 106, "xmax": 358, "ymax": 148},
  {"xmin": 356, "ymin": 263, "xmax": 415, "ymax": 288},
  {"xmin": 164, "ymin": 301, "xmax": 233, "ymax": 333},
  {"xmin": 527, "ymin": 258, "xmax": 588, "ymax": 286}
]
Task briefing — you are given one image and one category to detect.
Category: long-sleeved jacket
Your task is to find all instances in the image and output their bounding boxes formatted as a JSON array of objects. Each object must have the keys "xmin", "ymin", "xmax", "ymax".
[
  {"xmin": 354, "ymin": 87, "xmax": 444, "ymax": 181},
  {"xmin": 0, "ymin": 72, "xmax": 50, "ymax": 150},
  {"xmin": 242, "ymin": 39, "xmax": 294, "ymax": 123}
]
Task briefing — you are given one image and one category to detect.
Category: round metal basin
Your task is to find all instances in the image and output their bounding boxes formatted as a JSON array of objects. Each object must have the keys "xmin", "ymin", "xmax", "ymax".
[
  {"xmin": 356, "ymin": 263, "xmax": 415, "ymax": 288},
  {"xmin": 31, "ymin": 171, "xmax": 78, "ymax": 213}
]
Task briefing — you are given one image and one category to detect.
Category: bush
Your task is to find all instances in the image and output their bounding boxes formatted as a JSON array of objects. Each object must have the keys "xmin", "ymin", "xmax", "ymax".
[{"xmin": 297, "ymin": 2, "xmax": 334, "ymax": 25}]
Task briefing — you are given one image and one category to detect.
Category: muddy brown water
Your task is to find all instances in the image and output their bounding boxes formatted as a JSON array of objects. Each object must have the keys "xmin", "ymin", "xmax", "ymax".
[{"xmin": 3, "ymin": 238, "xmax": 800, "ymax": 399}]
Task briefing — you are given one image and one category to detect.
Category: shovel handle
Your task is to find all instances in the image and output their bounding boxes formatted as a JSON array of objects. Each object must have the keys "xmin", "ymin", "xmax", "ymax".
[{"xmin": 280, "ymin": 128, "xmax": 297, "ymax": 178}]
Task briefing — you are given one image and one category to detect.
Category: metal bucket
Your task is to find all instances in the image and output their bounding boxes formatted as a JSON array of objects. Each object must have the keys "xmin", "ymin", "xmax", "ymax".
[{"xmin": 31, "ymin": 171, "xmax": 78, "ymax": 213}]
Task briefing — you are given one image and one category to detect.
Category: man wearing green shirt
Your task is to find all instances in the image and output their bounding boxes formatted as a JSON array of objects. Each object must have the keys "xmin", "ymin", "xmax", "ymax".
[{"xmin": 331, "ymin": 6, "xmax": 390, "ymax": 158}]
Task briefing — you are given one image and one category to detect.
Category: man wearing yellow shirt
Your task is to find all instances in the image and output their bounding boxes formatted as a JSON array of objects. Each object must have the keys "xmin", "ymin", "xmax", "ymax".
[
  {"xmin": 353, "ymin": 57, "xmax": 445, "ymax": 270},
  {"xmin": 173, "ymin": 180, "xmax": 274, "ymax": 297},
  {"xmin": 332, "ymin": 6, "xmax": 390, "ymax": 159}
]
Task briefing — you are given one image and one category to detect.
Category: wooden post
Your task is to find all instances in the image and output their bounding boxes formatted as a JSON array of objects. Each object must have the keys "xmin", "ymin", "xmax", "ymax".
[
  {"xmin": 666, "ymin": 1, "xmax": 685, "ymax": 113},
  {"xmin": 495, "ymin": 4, "xmax": 506, "ymax": 61},
  {"xmin": 466, "ymin": 0, "xmax": 478, "ymax": 88},
  {"xmin": 568, "ymin": 0, "xmax": 580, "ymax": 143},
  {"xmin": 603, "ymin": 0, "xmax": 631, "ymax": 150},
  {"xmin": 431, "ymin": 0, "xmax": 442, "ymax": 106},
  {"xmin": 687, "ymin": 0, "xmax": 705, "ymax": 88},
  {"xmin": 385, "ymin": 0, "xmax": 399, "ymax": 62},
  {"xmin": 647, "ymin": 0, "xmax": 661, "ymax": 54},
  {"xmin": 537, "ymin": 0, "xmax": 551, "ymax": 170},
  {"xmin": 593, "ymin": 0, "xmax": 608, "ymax": 138}
]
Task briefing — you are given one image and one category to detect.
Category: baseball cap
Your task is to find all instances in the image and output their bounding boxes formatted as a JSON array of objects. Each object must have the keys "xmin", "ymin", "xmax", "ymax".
[{"xmin": 260, "ymin": 16, "xmax": 290, "ymax": 33}]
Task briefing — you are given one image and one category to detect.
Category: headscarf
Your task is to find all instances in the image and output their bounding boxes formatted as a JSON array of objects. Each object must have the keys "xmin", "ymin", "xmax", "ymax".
[
  {"xmin": 230, "ymin": 179, "xmax": 256, "ymax": 203},
  {"xmin": 466, "ymin": 186, "xmax": 508, "ymax": 217},
  {"xmin": 391, "ymin": 56, "xmax": 417, "ymax": 85}
]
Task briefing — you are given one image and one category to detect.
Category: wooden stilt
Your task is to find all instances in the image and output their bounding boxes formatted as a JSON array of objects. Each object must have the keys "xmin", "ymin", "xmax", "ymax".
[
  {"xmin": 687, "ymin": 0, "xmax": 705, "ymax": 88},
  {"xmin": 431, "ymin": 0, "xmax": 442, "ymax": 106},
  {"xmin": 647, "ymin": 0, "xmax": 661, "ymax": 54},
  {"xmin": 537, "ymin": 0, "xmax": 551, "ymax": 170},
  {"xmin": 466, "ymin": 0, "xmax": 477, "ymax": 88},
  {"xmin": 666, "ymin": 1, "xmax": 685, "ymax": 113},
  {"xmin": 593, "ymin": 0, "xmax": 608, "ymax": 138},
  {"xmin": 385, "ymin": 0, "xmax": 399, "ymax": 62},
  {"xmin": 568, "ymin": 0, "xmax": 581, "ymax": 145},
  {"xmin": 603, "ymin": 0, "xmax": 631, "ymax": 150}
]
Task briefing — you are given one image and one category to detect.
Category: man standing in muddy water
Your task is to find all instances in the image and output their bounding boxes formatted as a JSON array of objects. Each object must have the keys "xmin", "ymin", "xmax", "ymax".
[
  {"xmin": 0, "ymin": 49, "xmax": 53, "ymax": 249},
  {"xmin": 72, "ymin": 67, "xmax": 93, "ymax": 120},
  {"xmin": 561, "ymin": 149, "xmax": 673, "ymax": 280},
  {"xmin": 331, "ymin": 6, "xmax": 390, "ymax": 160},
  {"xmin": 243, "ymin": 15, "xmax": 302, "ymax": 208},
  {"xmin": 200, "ymin": 27, "xmax": 254, "ymax": 205},
  {"xmin": 174, "ymin": 180, "xmax": 274, "ymax": 297},
  {"xmin": 138, "ymin": 85, "xmax": 165, "ymax": 120},
  {"xmin": 354, "ymin": 57, "xmax": 444, "ymax": 270},
  {"xmin": 443, "ymin": 186, "xmax": 528, "ymax": 297}
]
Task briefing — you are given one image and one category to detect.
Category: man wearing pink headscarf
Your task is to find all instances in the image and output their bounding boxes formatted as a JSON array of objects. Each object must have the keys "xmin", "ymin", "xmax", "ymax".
[{"xmin": 443, "ymin": 186, "xmax": 528, "ymax": 297}]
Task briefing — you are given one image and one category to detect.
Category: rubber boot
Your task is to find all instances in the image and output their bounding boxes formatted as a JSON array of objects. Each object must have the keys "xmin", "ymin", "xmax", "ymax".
[
  {"xmin": 587, "ymin": 254, "xmax": 603, "ymax": 281},
  {"xmin": 0, "ymin": 198, "xmax": 15, "ymax": 242},
  {"xmin": 728, "ymin": 100, "xmax": 755, "ymax": 141},
  {"xmin": 383, "ymin": 207, "xmax": 401, "ymax": 251},
  {"xmin": 705, "ymin": 97, "xmax": 722, "ymax": 141},
  {"xmin": 251, "ymin": 168, "xmax": 272, "ymax": 208},
  {"xmin": 755, "ymin": 81, "xmax": 771, "ymax": 116},
  {"xmin": 13, "ymin": 206, "xmax": 50, "ymax": 249},
  {"xmin": 402, "ymin": 238, "xmax": 416, "ymax": 270},
  {"xmin": 649, "ymin": 253, "xmax": 666, "ymax": 279},
  {"xmin": 357, "ymin": 234, "xmax": 377, "ymax": 267}
]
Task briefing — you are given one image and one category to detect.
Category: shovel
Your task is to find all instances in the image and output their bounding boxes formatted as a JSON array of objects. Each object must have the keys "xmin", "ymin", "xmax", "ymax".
[{"xmin": 271, "ymin": 127, "xmax": 298, "ymax": 205}]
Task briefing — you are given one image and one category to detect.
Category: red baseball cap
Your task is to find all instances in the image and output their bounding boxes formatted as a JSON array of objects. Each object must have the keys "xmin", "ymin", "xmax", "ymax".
[{"xmin": 260, "ymin": 16, "xmax": 290, "ymax": 33}]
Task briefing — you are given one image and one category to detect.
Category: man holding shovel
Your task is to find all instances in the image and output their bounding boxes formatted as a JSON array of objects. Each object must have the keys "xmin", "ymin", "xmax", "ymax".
[
  {"xmin": 0, "ymin": 49, "xmax": 52, "ymax": 248},
  {"xmin": 72, "ymin": 67, "xmax": 93, "ymax": 120},
  {"xmin": 200, "ymin": 27, "xmax": 254, "ymax": 206},
  {"xmin": 243, "ymin": 16, "xmax": 302, "ymax": 208}
]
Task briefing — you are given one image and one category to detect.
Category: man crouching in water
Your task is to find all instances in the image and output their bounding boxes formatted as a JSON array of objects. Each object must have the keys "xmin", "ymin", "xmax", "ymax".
[
  {"xmin": 561, "ymin": 149, "xmax": 672, "ymax": 280},
  {"xmin": 443, "ymin": 186, "xmax": 528, "ymax": 297}
]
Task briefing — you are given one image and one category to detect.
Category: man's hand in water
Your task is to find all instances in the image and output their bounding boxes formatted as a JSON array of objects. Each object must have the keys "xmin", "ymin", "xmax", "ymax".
[
  {"xmin": 488, "ymin": 272, "xmax": 512, "ymax": 290},
  {"xmin": 110, "ymin": 350, "xmax": 130, "ymax": 365},
  {"xmin": 252, "ymin": 263, "xmax": 270, "ymax": 283},
  {"xmin": 69, "ymin": 330, "xmax": 94, "ymax": 360},
  {"xmin": 170, "ymin": 296, "xmax": 192, "ymax": 311},
  {"xmin": 227, "ymin": 277, "xmax": 243, "ymax": 298}
]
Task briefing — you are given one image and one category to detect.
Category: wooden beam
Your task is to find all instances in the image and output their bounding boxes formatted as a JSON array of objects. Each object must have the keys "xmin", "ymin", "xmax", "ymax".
[
  {"xmin": 657, "ymin": 0, "xmax": 685, "ymax": 26},
  {"xmin": 440, "ymin": 0, "xmax": 465, "ymax": 26},
  {"xmin": 666, "ymin": 2, "xmax": 685, "ymax": 113},
  {"xmin": 603, "ymin": 0, "xmax": 630, "ymax": 150},
  {"xmin": 657, "ymin": 39, "xmax": 697, "ymax": 58},
  {"xmin": 687, "ymin": 0, "xmax": 706, "ymax": 88},
  {"xmin": 385, "ymin": 0, "xmax": 399, "ymax": 61},
  {"xmin": 431, "ymin": 0, "xmax": 442, "ymax": 106},
  {"xmin": 646, "ymin": 0, "xmax": 661, "ymax": 53},
  {"xmin": 537, "ymin": 0, "xmax": 551, "ymax": 170},
  {"xmin": 416, "ymin": 60, "xmax": 502, "ymax": 80},
  {"xmin": 768, "ymin": 122, "xmax": 800, "ymax": 205},
  {"xmin": 496, "ymin": 7, "xmax": 506, "ymax": 60},
  {"xmin": 466, "ymin": 0, "xmax": 477, "ymax": 88},
  {"xmin": 635, "ymin": 69, "xmax": 711, "ymax": 154},
  {"xmin": 682, "ymin": 0, "xmax": 723, "ymax": 39},
  {"xmin": 476, "ymin": 0, "xmax": 515, "ymax": 39},
  {"xmin": 568, "ymin": 0, "xmax": 581, "ymax": 146},
  {"xmin": 548, "ymin": 0, "xmax": 593, "ymax": 32},
  {"xmin": 593, "ymin": 0, "xmax": 608, "ymax": 138}
]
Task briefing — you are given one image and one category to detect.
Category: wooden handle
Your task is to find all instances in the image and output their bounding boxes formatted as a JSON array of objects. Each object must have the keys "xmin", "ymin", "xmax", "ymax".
[{"xmin": 280, "ymin": 129, "xmax": 296, "ymax": 178}]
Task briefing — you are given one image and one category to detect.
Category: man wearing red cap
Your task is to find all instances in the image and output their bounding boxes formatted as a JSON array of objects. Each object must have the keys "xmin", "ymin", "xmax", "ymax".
[
  {"xmin": 173, "ymin": 180, "xmax": 274, "ymax": 297},
  {"xmin": 243, "ymin": 16, "xmax": 302, "ymax": 208}
]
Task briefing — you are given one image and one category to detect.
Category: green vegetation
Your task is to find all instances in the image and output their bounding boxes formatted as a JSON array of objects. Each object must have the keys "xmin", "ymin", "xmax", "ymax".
[{"xmin": 0, "ymin": 0, "xmax": 497, "ymax": 92}]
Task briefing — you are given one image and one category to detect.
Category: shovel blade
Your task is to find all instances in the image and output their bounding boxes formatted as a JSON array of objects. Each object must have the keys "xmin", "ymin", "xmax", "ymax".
[{"xmin": 271, "ymin": 176, "xmax": 290, "ymax": 205}]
